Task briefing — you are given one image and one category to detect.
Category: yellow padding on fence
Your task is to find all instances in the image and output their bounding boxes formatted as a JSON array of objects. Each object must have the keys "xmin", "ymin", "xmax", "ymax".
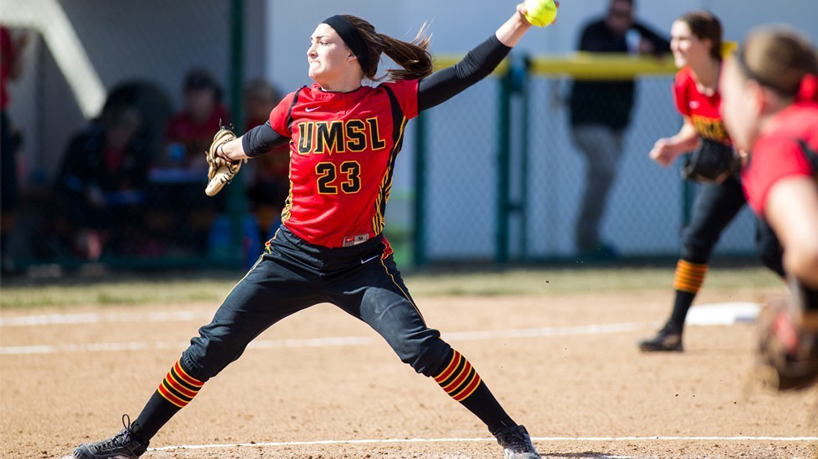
[
  {"xmin": 531, "ymin": 53, "xmax": 676, "ymax": 79},
  {"xmin": 431, "ymin": 42, "xmax": 738, "ymax": 80},
  {"xmin": 432, "ymin": 57, "xmax": 510, "ymax": 75}
]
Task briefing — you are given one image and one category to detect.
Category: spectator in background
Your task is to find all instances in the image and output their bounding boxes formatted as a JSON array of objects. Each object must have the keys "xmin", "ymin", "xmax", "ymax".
[
  {"xmin": 154, "ymin": 68, "xmax": 229, "ymax": 255},
  {"xmin": 568, "ymin": 0, "xmax": 670, "ymax": 258},
  {"xmin": 164, "ymin": 68, "xmax": 229, "ymax": 172},
  {"xmin": 51, "ymin": 105, "xmax": 148, "ymax": 260},
  {"xmin": 243, "ymin": 79, "xmax": 289, "ymax": 239},
  {"xmin": 1, "ymin": 25, "xmax": 28, "ymax": 273},
  {"xmin": 243, "ymin": 79, "xmax": 279, "ymax": 133}
]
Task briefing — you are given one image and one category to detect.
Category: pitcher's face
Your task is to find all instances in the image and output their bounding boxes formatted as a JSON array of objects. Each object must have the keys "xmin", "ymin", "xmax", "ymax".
[{"xmin": 307, "ymin": 23, "xmax": 357, "ymax": 86}]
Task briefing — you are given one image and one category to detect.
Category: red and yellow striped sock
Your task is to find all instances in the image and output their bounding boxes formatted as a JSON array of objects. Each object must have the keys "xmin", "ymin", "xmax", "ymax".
[
  {"xmin": 673, "ymin": 259, "xmax": 708, "ymax": 294},
  {"xmin": 431, "ymin": 349, "xmax": 515, "ymax": 432},
  {"xmin": 434, "ymin": 349, "xmax": 482, "ymax": 402},
  {"xmin": 157, "ymin": 359, "xmax": 204, "ymax": 408}
]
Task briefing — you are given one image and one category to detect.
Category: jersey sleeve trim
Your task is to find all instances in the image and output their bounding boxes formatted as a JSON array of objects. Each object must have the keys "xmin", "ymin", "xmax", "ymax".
[
  {"xmin": 268, "ymin": 87, "xmax": 305, "ymax": 137},
  {"xmin": 284, "ymin": 86, "xmax": 306, "ymax": 135},
  {"xmin": 371, "ymin": 86, "xmax": 408, "ymax": 236},
  {"xmin": 381, "ymin": 79, "xmax": 419, "ymax": 120}
]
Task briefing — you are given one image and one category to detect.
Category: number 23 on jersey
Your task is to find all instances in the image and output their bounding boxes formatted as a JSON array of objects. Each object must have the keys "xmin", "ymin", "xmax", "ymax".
[{"xmin": 316, "ymin": 161, "xmax": 361, "ymax": 194}]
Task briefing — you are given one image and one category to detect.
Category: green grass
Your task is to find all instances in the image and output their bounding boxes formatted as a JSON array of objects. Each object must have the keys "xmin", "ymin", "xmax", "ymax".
[
  {"xmin": 0, "ymin": 275, "xmax": 238, "ymax": 309},
  {"xmin": 0, "ymin": 265, "xmax": 783, "ymax": 310},
  {"xmin": 404, "ymin": 266, "xmax": 782, "ymax": 297}
]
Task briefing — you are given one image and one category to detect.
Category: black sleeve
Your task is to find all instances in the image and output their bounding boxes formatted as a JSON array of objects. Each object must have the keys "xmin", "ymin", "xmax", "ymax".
[
  {"xmin": 633, "ymin": 22, "xmax": 671, "ymax": 55},
  {"xmin": 417, "ymin": 34, "xmax": 511, "ymax": 112},
  {"xmin": 241, "ymin": 122, "xmax": 289, "ymax": 158}
]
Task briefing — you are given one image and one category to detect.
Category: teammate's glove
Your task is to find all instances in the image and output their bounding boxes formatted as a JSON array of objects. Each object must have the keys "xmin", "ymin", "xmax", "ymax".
[
  {"xmin": 756, "ymin": 294, "xmax": 818, "ymax": 391},
  {"xmin": 205, "ymin": 126, "xmax": 245, "ymax": 196},
  {"xmin": 680, "ymin": 139, "xmax": 741, "ymax": 184}
]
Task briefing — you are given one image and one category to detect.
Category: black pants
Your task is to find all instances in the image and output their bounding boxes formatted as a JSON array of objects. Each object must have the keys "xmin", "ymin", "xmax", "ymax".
[
  {"xmin": 681, "ymin": 176, "xmax": 784, "ymax": 276},
  {"xmin": 181, "ymin": 225, "xmax": 451, "ymax": 382},
  {"xmin": 1, "ymin": 111, "xmax": 17, "ymax": 214}
]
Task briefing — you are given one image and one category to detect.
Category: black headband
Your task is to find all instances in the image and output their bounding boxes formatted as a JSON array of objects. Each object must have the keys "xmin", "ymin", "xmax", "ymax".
[
  {"xmin": 735, "ymin": 49, "xmax": 796, "ymax": 97},
  {"xmin": 322, "ymin": 15, "xmax": 370, "ymax": 73}
]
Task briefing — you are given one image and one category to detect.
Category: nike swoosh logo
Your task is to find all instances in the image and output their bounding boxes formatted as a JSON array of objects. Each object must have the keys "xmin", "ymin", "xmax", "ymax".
[
  {"xmin": 305, "ymin": 107, "xmax": 319, "ymax": 112},
  {"xmin": 361, "ymin": 255, "xmax": 380, "ymax": 264}
]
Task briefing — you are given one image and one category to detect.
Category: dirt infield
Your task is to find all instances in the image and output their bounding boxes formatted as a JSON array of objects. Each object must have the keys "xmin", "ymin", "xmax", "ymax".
[{"xmin": 2, "ymin": 285, "xmax": 817, "ymax": 458}]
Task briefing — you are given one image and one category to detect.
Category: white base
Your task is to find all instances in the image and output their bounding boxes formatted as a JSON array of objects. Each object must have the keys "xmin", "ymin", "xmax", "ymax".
[{"xmin": 686, "ymin": 302, "xmax": 761, "ymax": 326}]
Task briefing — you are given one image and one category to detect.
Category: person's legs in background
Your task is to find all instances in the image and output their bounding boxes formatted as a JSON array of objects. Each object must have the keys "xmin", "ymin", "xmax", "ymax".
[{"xmin": 571, "ymin": 124, "xmax": 624, "ymax": 258}]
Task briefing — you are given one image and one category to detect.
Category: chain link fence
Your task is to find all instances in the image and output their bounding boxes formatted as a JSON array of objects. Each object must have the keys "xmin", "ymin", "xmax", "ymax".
[
  {"xmin": 2, "ymin": 1, "xmax": 762, "ymax": 273},
  {"xmin": 525, "ymin": 75, "xmax": 757, "ymax": 260},
  {"xmin": 414, "ymin": 54, "xmax": 759, "ymax": 264},
  {"xmin": 417, "ymin": 79, "xmax": 501, "ymax": 261}
]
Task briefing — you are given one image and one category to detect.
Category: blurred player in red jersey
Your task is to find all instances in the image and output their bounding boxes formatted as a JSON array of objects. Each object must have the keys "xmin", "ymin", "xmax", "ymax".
[
  {"xmin": 719, "ymin": 26, "xmax": 818, "ymax": 390},
  {"xmin": 73, "ymin": 5, "xmax": 557, "ymax": 459},
  {"xmin": 638, "ymin": 11, "xmax": 785, "ymax": 352}
]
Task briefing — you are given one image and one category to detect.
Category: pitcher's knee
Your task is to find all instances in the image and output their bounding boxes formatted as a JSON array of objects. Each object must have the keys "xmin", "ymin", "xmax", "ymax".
[
  {"xmin": 396, "ymin": 335, "xmax": 451, "ymax": 377},
  {"xmin": 181, "ymin": 327, "xmax": 247, "ymax": 381},
  {"xmin": 178, "ymin": 350, "xmax": 211, "ymax": 383}
]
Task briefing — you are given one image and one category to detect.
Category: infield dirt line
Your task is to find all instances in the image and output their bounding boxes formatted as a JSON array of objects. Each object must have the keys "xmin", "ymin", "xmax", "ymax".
[
  {"xmin": 146, "ymin": 435, "xmax": 818, "ymax": 451},
  {"xmin": 1, "ymin": 322, "xmax": 652, "ymax": 355},
  {"xmin": 0, "ymin": 302, "xmax": 759, "ymax": 328},
  {"xmin": 53, "ymin": 435, "xmax": 818, "ymax": 459},
  {"xmin": 52, "ymin": 434, "xmax": 818, "ymax": 459}
]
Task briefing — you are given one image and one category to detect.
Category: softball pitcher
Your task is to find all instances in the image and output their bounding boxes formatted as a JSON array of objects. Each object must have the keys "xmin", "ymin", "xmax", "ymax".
[
  {"xmin": 638, "ymin": 11, "xmax": 785, "ymax": 353},
  {"xmin": 73, "ymin": 5, "xmax": 554, "ymax": 459}
]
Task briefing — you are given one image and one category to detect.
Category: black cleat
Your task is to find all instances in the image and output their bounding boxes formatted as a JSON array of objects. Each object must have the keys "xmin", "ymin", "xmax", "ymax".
[
  {"xmin": 492, "ymin": 424, "xmax": 541, "ymax": 458},
  {"xmin": 638, "ymin": 323, "xmax": 683, "ymax": 352},
  {"xmin": 73, "ymin": 415, "xmax": 149, "ymax": 459}
]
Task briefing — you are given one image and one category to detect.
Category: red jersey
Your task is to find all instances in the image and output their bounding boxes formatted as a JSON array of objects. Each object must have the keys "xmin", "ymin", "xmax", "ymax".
[
  {"xmin": 741, "ymin": 103, "xmax": 818, "ymax": 217},
  {"xmin": 1, "ymin": 26, "xmax": 16, "ymax": 110},
  {"xmin": 268, "ymin": 80, "xmax": 419, "ymax": 248},
  {"xmin": 165, "ymin": 103, "xmax": 229, "ymax": 163},
  {"xmin": 673, "ymin": 67, "xmax": 730, "ymax": 144}
]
